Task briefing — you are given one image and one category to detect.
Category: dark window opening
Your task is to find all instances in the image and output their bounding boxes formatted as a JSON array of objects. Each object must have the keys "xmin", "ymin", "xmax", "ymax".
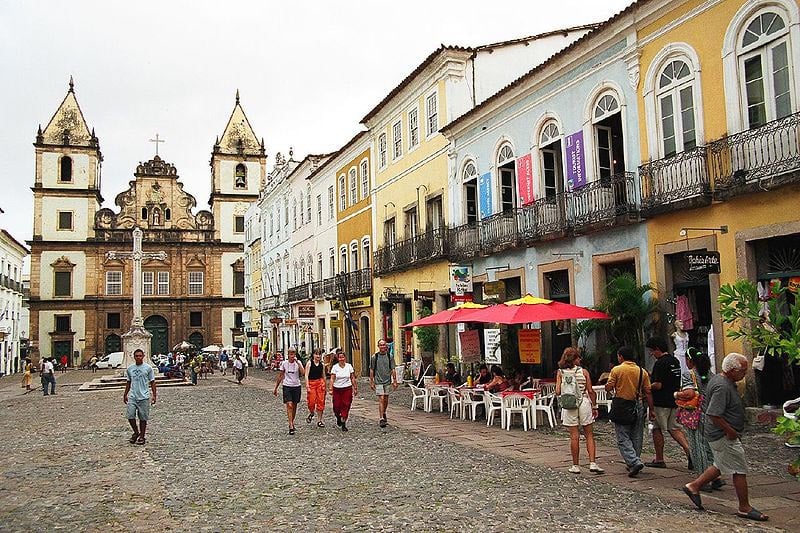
[
  {"xmin": 165, "ymin": 208, "xmax": 171, "ymax": 221},
  {"xmin": 233, "ymin": 270, "xmax": 244, "ymax": 295},
  {"xmin": 465, "ymin": 180, "xmax": 477, "ymax": 225},
  {"xmin": 142, "ymin": 207, "xmax": 148, "ymax": 220},
  {"xmin": 55, "ymin": 315, "xmax": 71, "ymax": 332},
  {"xmin": 499, "ymin": 163, "xmax": 517, "ymax": 212},
  {"xmin": 60, "ymin": 156, "xmax": 73, "ymax": 182},
  {"xmin": 234, "ymin": 312, "xmax": 244, "ymax": 328},
  {"xmin": 595, "ymin": 113, "xmax": 626, "ymax": 184},
  {"xmin": 235, "ymin": 216, "xmax": 245, "ymax": 233},
  {"xmin": 542, "ymin": 141, "xmax": 564, "ymax": 201},
  {"xmin": 54, "ymin": 271, "xmax": 71, "ymax": 297},
  {"xmin": 190, "ymin": 311, "xmax": 203, "ymax": 327},
  {"xmin": 107, "ymin": 312, "xmax": 121, "ymax": 329}
]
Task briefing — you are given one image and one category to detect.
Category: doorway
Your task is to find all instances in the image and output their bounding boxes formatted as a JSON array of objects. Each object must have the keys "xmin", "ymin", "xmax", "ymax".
[
  {"xmin": 144, "ymin": 315, "xmax": 169, "ymax": 355},
  {"xmin": 545, "ymin": 269, "xmax": 572, "ymax": 372},
  {"xmin": 360, "ymin": 315, "xmax": 371, "ymax": 376},
  {"xmin": 53, "ymin": 340, "xmax": 72, "ymax": 366},
  {"xmin": 104, "ymin": 334, "xmax": 121, "ymax": 354}
]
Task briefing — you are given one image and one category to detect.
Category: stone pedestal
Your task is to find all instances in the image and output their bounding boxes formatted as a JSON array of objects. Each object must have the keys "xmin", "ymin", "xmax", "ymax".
[{"xmin": 122, "ymin": 326, "xmax": 152, "ymax": 373}]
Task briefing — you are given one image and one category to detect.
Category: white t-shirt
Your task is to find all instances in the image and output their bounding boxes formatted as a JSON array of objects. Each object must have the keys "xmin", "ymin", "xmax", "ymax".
[
  {"xmin": 279, "ymin": 360, "xmax": 301, "ymax": 387},
  {"xmin": 233, "ymin": 358, "xmax": 243, "ymax": 370},
  {"xmin": 330, "ymin": 363, "xmax": 354, "ymax": 388},
  {"xmin": 44, "ymin": 361, "xmax": 54, "ymax": 375}
]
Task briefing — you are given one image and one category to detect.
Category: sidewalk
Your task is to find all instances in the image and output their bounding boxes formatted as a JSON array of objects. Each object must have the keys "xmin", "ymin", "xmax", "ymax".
[{"xmin": 350, "ymin": 401, "xmax": 800, "ymax": 531}]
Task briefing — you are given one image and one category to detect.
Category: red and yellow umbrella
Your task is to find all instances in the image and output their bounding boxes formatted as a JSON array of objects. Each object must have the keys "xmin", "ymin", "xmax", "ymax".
[
  {"xmin": 465, "ymin": 294, "xmax": 610, "ymax": 324},
  {"xmin": 403, "ymin": 302, "xmax": 487, "ymax": 327}
]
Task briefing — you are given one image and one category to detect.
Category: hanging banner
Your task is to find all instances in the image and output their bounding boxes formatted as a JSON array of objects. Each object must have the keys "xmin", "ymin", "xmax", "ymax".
[
  {"xmin": 565, "ymin": 131, "xmax": 587, "ymax": 190},
  {"xmin": 686, "ymin": 251, "xmax": 720, "ymax": 274},
  {"xmin": 459, "ymin": 329, "xmax": 481, "ymax": 364},
  {"xmin": 788, "ymin": 277, "xmax": 800, "ymax": 294},
  {"xmin": 484, "ymin": 328, "xmax": 502, "ymax": 365},
  {"xmin": 516, "ymin": 152, "xmax": 535, "ymax": 205},
  {"xmin": 518, "ymin": 329, "xmax": 542, "ymax": 364},
  {"xmin": 450, "ymin": 265, "xmax": 473, "ymax": 296},
  {"xmin": 478, "ymin": 172, "xmax": 493, "ymax": 219}
]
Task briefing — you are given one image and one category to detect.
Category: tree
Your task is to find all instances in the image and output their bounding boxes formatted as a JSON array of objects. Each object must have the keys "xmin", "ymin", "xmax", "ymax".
[{"xmin": 718, "ymin": 279, "xmax": 800, "ymax": 478}]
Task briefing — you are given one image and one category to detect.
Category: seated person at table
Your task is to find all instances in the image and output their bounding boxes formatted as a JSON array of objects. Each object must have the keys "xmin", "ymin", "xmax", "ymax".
[
  {"xmin": 484, "ymin": 365, "xmax": 510, "ymax": 393},
  {"xmin": 474, "ymin": 364, "xmax": 492, "ymax": 386},
  {"xmin": 443, "ymin": 363, "xmax": 462, "ymax": 386},
  {"xmin": 509, "ymin": 369, "xmax": 530, "ymax": 391}
]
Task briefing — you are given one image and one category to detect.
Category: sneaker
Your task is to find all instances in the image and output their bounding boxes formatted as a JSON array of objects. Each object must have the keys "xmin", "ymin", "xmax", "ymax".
[
  {"xmin": 341, "ymin": 423, "xmax": 348, "ymax": 432},
  {"xmin": 379, "ymin": 418, "xmax": 387, "ymax": 428},
  {"xmin": 628, "ymin": 463, "xmax": 644, "ymax": 478},
  {"xmin": 589, "ymin": 462, "xmax": 605, "ymax": 474},
  {"xmin": 568, "ymin": 465, "xmax": 581, "ymax": 474}
]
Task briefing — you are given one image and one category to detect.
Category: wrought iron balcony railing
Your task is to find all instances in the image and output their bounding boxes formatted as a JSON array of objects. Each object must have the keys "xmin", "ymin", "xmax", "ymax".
[
  {"xmin": 568, "ymin": 172, "xmax": 637, "ymax": 231},
  {"xmin": 344, "ymin": 268, "xmax": 372, "ymax": 296},
  {"xmin": 311, "ymin": 280, "xmax": 324, "ymax": 299},
  {"xmin": 448, "ymin": 223, "xmax": 480, "ymax": 261},
  {"xmin": 708, "ymin": 110, "xmax": 800, "ymax": 197},
  {"xmin": 287, "ymin": 283, "xmax": 310, "ymax": 303},
  {"xmin": 373, "ymin": 227, "xmax": 448, "ymax": 276},
  {"xmin": 480, "ymin": 210, "xmax": 519, "ymax": 251},
  {"xmin": 639, "ymin": 146, "xmax": 710, "ymax": 217}
]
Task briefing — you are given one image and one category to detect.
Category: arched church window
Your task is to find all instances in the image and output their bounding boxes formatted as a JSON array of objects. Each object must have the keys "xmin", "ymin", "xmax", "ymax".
[
  {"xmin": 235, "ymin": 163, "xmax": 247, "ymax": 188},
  {"xmin": 142, "ymin": 207, "xmax": 148, "ymax": 220},
  {"xmin": 59, "ymin": 156, "xmax": 73, "ymax": 182},
  {"xmin": 165, "ymin": 208, "xmax": 171, "ymax": 221}
]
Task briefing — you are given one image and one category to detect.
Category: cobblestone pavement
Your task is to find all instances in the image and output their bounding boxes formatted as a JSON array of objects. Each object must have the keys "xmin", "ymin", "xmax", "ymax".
[{"xmin": 0, "ymin": 370, "xmax": 790, "ymax": 532}]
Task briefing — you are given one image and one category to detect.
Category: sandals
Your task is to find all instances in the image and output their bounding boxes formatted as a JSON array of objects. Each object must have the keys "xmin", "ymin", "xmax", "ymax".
[
  {"xmin": 306, "ymin": 412, "xmax": 314, "ymax": 424},
  {"xmin": 288, "ymin": 427, "xmax": 295, "ymax": 435},
  {"xmin": 682, "ymin": 485, "xmax": 704, "ymax": 511},
  {"xmin": 135, "ymin": 436, "xmax": 146, "ymax": 445},
  {"xmin": 317, "ymin": 421, "xmax": 325, "ymax": 428},
  {"xmin": 129, "ymin": 433, "xmax": 139, "ymax": 444},
  {"xmin": 645, "ymin": 460, "xmax": 667, "ymax": 468},
  {"xmin": 737, "ymin": 508, "xmax": 768, "ymax": 522}
]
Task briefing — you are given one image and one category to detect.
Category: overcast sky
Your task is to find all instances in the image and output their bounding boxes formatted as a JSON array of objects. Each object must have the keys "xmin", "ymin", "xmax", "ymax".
[{"xmin": 0, "ymin": 0, "xmax": 631, "ymax": 249}]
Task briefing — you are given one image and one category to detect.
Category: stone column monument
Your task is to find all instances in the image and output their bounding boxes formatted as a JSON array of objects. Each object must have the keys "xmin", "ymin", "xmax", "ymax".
[{"xmin": 106, "ymin": 227, "xmax": 167, "ymax": 370}]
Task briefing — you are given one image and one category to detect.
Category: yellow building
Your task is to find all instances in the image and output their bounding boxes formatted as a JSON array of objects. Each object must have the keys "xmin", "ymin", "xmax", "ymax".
[{"xmin": 636, "ymin": 0, "xmax": 800, "ymax": 404}]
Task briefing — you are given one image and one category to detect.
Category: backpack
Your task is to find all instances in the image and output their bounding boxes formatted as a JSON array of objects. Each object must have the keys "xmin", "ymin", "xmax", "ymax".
[{"xmin": 559, "ymin": 367, "xmax": 582, "ymax": 410}]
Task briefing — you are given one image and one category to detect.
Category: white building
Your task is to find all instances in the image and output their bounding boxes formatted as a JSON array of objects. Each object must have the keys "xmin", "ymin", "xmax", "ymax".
[{"xmin": 0, "ymin": 229, "xmax": 28, "ymax": 375}]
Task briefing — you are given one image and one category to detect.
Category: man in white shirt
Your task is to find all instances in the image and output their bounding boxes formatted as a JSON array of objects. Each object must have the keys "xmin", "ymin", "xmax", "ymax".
[{"xmin": 42, "ymin": 358, "xmax": 56, "ymax": 396}]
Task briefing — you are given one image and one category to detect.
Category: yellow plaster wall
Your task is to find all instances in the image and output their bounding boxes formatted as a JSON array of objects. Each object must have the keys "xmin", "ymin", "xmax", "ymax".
[
  {"xmin": 337, "ymin": 208, "xmax": 372, "ymax": 250},
  {"xmin": 336, "ymin": 148, "xmax": 371, "ymax": 219}
]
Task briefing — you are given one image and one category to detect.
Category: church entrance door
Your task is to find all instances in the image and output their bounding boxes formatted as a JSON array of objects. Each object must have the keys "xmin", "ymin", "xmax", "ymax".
[{"xmin": 144, "ymin": 315, "xmax": 169, "ymax": 355}]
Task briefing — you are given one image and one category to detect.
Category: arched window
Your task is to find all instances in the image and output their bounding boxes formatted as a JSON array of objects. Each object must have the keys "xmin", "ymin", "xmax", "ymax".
[
  {"xmin": 165, "ymin": 208, "xmax": 171, "ymax": 221},
  {"xmin": 339, "ymin": 245, "xmax": 348, "ymax": 273},
  {"xmin": 338, "ymin": 175, "xmax": 346, "ymax": 211},
  {"xmin": 307, "ymin": 254, "xmax": 314, "ymax": 282},
  {"xmin": 591, "ymin": 91, "xmax": 625, "ymax": 183},
  {"xmin": 360, "ymin": 160, "xmax": 369, "ymax": 199},
  {"xmin": 538, "ymin": 120, "xmax": 564, "ymax": 200},
  {"xmin": 349, "ymin": 167, "xmax": 358, "ymax": 205},
  {"xmin": 350, "ymin": 242, "xmax": 359, "ymax": 271},
  {"xmin": 362, "ymin": 238, "xmax": 371, "ymax": 269},
  {"xmin": 299, "ymin": 195, "xmax": 304, "ymax": 226},
  {"xmin": 299, "ymin": 259, "xmax": 306, "ymax": 284},
  {"xmin": 141, "ymin": 207, "xmax": 148, "ymax": 220},
  {"xmin": 738, "ymin": 10, "xmax": 793, "ymax": 127},
  {"xmin": 462, "ymin": 160, "xmax": 478, "ymax": 225},
  {"xmin": 656, "ymin": 60, "xmax": 697, "ymax": 156},
  {"xmin": 235, "ymin": 163, "xmax": 247, "ymax": 188},
  {"xmin": 306, "ymin": 187, "xmax": 312, "ymax": 223},
  {"xmin": 496, "ymin": 143, "xmax": 516, "ymax": 212},
  {"xmin": 59, "ymin": 156, "xmax": 73, "ymax": 182}
]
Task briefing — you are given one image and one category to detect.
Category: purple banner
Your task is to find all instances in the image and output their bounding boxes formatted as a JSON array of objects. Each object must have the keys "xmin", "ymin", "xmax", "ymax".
[{"xmin": 565, "ymin": 130, "xmax": 586, "ymax": 190}]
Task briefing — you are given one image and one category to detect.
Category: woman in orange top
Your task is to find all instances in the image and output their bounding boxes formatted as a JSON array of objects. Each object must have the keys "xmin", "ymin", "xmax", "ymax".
[{"xmin": 305, "ymin": 349, "xmax": 327, "ymax": 427}]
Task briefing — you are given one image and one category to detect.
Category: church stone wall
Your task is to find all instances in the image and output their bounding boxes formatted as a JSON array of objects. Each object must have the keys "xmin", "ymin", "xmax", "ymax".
[
  {"xmin": 39, "ymin": 251, "xmax": 87, "ymax": 299},
  {"xmin": 220, "ymin": 251, "xmax": 240, "ymax": 298},
  {"xmin": 41, "ymin": 197, "xmax": 91, "ymax": 241},
  {"xmin": 41, "ymin": 152, "xmax": 91, "ymax": 188}
]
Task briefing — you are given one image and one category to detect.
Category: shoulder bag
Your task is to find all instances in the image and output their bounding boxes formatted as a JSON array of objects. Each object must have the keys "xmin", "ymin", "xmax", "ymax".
[{"xmin": 609, "ymin": 367, "xmax": 643, "ymax": 425}]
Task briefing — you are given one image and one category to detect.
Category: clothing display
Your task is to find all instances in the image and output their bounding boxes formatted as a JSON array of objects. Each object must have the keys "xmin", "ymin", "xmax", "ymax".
[{"xmin": 675, "ymin": 295, "xmax": 694, "ymax": 330}]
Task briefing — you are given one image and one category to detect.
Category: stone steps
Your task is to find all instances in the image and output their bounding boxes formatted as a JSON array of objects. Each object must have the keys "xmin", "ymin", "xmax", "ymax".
[{"xmin": 78, "ymin": 373, "xmax": 193, "ymax": 392}]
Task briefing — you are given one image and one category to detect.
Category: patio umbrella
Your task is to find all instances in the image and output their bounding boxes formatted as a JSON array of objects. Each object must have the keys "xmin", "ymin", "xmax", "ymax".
[
  {"xmin": 465, "ymin": 294, "xmax": 610, "ymax": 324},
  {"xmin": 403, "ymin": 302, "xmax": 487, "ymax": 328},
  {"xmin": 201, "ymin": 344, "xmax": 221, "ymax": 352},
  {"xmin": 173, "ymin": 340, "xmax": 195, "ymax": 351}
]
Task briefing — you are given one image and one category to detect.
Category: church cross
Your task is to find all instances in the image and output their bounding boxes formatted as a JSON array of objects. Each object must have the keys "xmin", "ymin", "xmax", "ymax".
[
  {"xmin": 149, "ymin": 133, "xmax": 165, "ymax": 156},
  {"xmin": 106, "ymin": 227, "xmax": 167, "ymax": 328}
]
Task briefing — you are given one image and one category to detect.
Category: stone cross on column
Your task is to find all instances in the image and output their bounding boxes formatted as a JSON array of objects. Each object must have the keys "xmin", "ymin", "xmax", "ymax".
[{"xmin": 106, "ymin": 227, "xmax": 167, "ymax": 370}]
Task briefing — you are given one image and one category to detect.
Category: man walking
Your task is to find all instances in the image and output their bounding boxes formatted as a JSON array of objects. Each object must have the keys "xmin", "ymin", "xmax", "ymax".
[
  {"xmin": 646, "ymin": 337, "xmax": 692, "ymax": 469},
  {"xmin": 123, "ymin": 349, "xmax": 157, "ymax": 446},
  {"xmin": 683, "ymin": 353, "xmax": 767, "ymax": 521},
  {"xmin": 369, "ymin": 339, "xmax": 398, "ymax": 428},
  {"xmin": 219, "ymin": 350, "xmax": 229, "ymax": 376},
  {"xmin": 606, "ymin": 346, "xmax": 654, "ymax": 477},
  {"xmin": 41, "ymin": 357, "xmax": 56, "ymax": 396}
]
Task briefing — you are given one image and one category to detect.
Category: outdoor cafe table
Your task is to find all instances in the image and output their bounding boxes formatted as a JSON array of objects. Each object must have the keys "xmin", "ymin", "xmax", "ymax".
[
  {"xmin": 500, "ymin": 390, "xmax": 539, "ymax": 400},
  {"xmin": 425, "ymin": 382, "xmax": 452, "ymax": 412}
]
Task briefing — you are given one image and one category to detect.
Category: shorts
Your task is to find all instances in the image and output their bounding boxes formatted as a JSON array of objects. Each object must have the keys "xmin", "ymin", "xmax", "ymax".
[
  {"xmin": 653, "ymin": 406, "xmax": 680, "ymax": 431},
  {"xmin": 220, "ymin": 361, "xmax": 227, "ymax": 369},
  {"xmin": 709, "ymin": 437, "xmax": 748, "ymax": 475},
  {"xmin": 282, "ymin": 385, "xmax": 301, "ymax": 404},
  {"xmin": 126, "ymin": 398, "xmax": 151, "ymax": 421},
  {"xmin": 375, "ymin": 383, "xmax": 393, "ymax": 396},
  {"xmin": 561, "ymin": 399, "xmax": 594, "ymax": 427}
]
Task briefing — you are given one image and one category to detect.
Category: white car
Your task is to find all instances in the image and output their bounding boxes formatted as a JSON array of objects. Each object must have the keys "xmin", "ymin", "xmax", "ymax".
[{"xmin": 95, "ymin": 352, "xmax": 124, "ymax": 369}]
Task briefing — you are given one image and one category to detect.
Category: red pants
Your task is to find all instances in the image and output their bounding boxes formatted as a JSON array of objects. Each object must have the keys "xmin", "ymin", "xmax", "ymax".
[
  {"xmin": 332, "ymin": 386, "xmax": 353, "ymax": 420},
  {"xmin": 307, "ymin": 379, "xmax": 326, "ymax": 413}
]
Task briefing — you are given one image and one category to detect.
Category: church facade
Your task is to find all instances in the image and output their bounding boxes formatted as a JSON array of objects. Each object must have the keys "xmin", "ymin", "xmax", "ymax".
[{"xmin": 28, "ymin": 81, "xmax": 264, "ymax": 364}]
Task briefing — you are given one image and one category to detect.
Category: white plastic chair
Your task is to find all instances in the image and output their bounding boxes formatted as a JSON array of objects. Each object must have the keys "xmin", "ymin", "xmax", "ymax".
[
  {"xmin": 427, "ymin": 386, "xmax": 446, "ymax": 413},
  {"xmin": 409, "ymin": 384, "xmax": 428, "ymax": 411},
  {"xmin": 540, "ymin": 382, "xmax": 556, "ymax": 397},
  {"xmin": 530, "ymin": 378, "xmax": 541, "ymax": 390},
  {"xmin": 447, "ymin": 387, "xmax": 463, "ymax": 419},
  {"xmin": 593, "ymin": 386, "xmax": 612, "ymax": 414},
  {"xmin": 484, "ymin": 391, "xmax": 504, "ymax": 427},
  {"xmin": 531, "ymin": 392, "xmax": 556, "ymax": 429},
  {"xmin": 461, "ymin": 389, "xmax": 483, "ymax": 421},
  {"xmin": 503, "ymin": 393, "xmax": 532, "ymax": 431}
]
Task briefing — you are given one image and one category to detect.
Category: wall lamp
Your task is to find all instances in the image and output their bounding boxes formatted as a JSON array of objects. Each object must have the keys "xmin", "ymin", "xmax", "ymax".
[{"xmin": 679, "ymin": 226, "xmax": 728, "ymax": 237}]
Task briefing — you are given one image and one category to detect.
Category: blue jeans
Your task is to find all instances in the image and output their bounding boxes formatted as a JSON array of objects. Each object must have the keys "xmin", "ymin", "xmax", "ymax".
[
  {"xmin": 43, "ymin": 374, "xmax": 56, "ymax": 395},
  {"xmin": 614, "ymin": 402, "xmax": 645, "ymax": 469}
]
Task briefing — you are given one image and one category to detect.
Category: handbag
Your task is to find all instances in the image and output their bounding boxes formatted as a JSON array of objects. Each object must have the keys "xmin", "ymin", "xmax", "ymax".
[
  {"xmin": 675, "ymin": 371, "xmax": 700, "ymax": 410},
  {"xmin": 609, "ymin": 367, "xmax": 643, "ymax": 425},
  {"xmin": 676, "ymin": 398, "xmax": 702, "ymax": 430}
]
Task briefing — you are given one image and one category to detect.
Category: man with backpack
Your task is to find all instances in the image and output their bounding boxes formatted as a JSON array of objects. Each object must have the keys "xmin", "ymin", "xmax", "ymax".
[{"xmin": 369, "ymin": 339, "xmax": 398, "ymax": 428}]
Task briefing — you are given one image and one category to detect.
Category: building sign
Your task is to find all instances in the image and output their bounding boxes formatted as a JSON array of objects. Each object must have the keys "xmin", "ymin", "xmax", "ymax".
[
  {"xmin": 246, "ymin": 331, "xmax": 259, "ymax": 338},
  {"xmin": 459, "ymin": 329, "xmax": 481, "ymax": 363},
  {"xmin": 478, "ymin": 171, "xmax": 493, "ymax": 219},
  {"xmin": 451, "ymin": 293, "xmax": 474, "ymax": 304},
  {"xmin": 788, "ymin": 277, "xmax": 800, "ymax": 294},
  {"xmin": 518, "ymin": 329, "xmax": 541, "ymax": 364},
  {"xmin": 484, "ymin": 280, "xmax": 505, "ymax": 296},
  {"xmin": 686, "ymin": 251, "xmax": 721, "ymax": 274},
  {"xmin": 330, "ymin": 319, "xmax": 343, "ymax": 328},
  {"xmin": 484, "ymin": 328, "xmax": 502, "ymax": 365},
  {"xmin": 516, "ymin": 152, "xmax": 535, "ymax": 206},
  {"xmin": 450, "ymin": 265, "xmax": 473, "ymax": 296},
  {"xmin": 331, "ymin": 296, "xmax": 372, "ymax": 310},
  {"xmin": 284, "ymin": 319, "xmax": 297, "ymax": 326},
  {"xmin": 565, "ymin": 131, "xmax": 587, "ymax": 189},
  {"xmin": 298, "ymin": 305, "xmax": 315, "ymax": 318},
  {"xmin": 269, "ymin": 317, "xmax": 283, "ymax": 325},
  {"xmin": 387, "ymin": 293, "xmax": 406, "ymax": 304}
]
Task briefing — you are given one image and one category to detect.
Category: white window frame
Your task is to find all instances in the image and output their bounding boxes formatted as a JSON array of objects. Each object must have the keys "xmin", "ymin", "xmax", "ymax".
[
  {"xmin": 350, "ymin": 241, "xmax": 359, "ymax": 271},
  {"xmin": 392, "ymin": 120, "xmax": 403, "ymax": 160},
  {"xmin": 157, "ymin": 271, "xmax": 169, "ymax": 295},
  {"xmin": 316, "ymin": 194, "xmax": 322, "ymax": 226},
  {"xmin": 426, "ymin": 91, "xmax": 438, "ymax": 137},
  {"xmin": 378, "ymin": 133, "xmax": 387, "ymax": 169},
  {"xmin": 105, "ymin": 271, "xmax": 122, "ymax": 296},
  {"xmin": 328, "ymin": 247, "xmax": 336, "ymax": 277},
  {"xmin": 462, "ymin": 160, "xmax": 479, "ymax": 225},
  {"xmin": 328, "ymin": 185, "xmax": 335, "ymax": 220},
  {"xmin": 339, "ymin": 245, "xmax": 348, "ymax": 274},
  {"xmin": 188, "ymin": 271, "xmax": 204, "ymax": 295},
  {"xmin": 362, "ymin": 237, "xmax": 371, "ymax": 270},
  {"xmin": 338, "ymin": 175, "xmax": 347, "ymax": 211},
  {"xmin": 143, "ymin": 271, "xmax": 154, "ymax": 296},
  {"xmin": 349, "ymin": 167, "xmax": 358, "ymax": 204},
  {"xmin": 360, "ymin": 159, "xmax": 369, "ymax": 200},
  {"xmin": 408, "ymin": 106, "xmax": 419, "ymax": 149}
]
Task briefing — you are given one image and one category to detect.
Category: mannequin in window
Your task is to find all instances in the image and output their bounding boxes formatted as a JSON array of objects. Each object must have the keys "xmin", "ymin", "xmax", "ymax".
[{"xmin": 672, "ymin": 319, "xmax": 690, "ymax": 374}]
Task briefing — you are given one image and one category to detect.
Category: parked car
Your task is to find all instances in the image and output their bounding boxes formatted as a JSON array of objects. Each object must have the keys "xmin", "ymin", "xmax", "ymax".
[{"xmin": 95, "ymin": 352, "xmax": 124, "ymax": 369}]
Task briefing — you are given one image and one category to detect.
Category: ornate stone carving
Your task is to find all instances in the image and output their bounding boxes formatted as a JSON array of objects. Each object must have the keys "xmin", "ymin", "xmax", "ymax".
[
  {"xmin": 136, "ymin": 155, "xmax": 177, "ymax": 177},
  {"xmin": 623, "ymin": 45, "xmax": 642, "ymax": 90},
  {"xmin": 50, "ymin": 256, "xmax": 76, "ymax": 269}
]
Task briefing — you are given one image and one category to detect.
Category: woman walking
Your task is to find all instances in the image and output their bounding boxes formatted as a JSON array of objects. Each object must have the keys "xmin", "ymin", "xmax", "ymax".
[
  {"xmin": 21, "ymin": 358, "xmax": 33, "ymax": 393},
  {"xmin": 274, "ymin": 348, "xmax": 305, "ymax": 435},
  {"xmin": 305, "ymin": 348, "xmax": 327, "ymax": 427},
  {"xmin": 675, "ymin": 347, "xmax": 721, "ymax": 491},
  {"xmin": 328, "ymin": 349, "xmax": 357, "ymax": 432},
  {"xmin": 555, "ymin": 347, "xmax": 604, "ymax": 474}
]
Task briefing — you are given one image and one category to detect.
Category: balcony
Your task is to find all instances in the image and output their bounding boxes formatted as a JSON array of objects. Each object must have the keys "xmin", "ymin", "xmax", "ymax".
[
  {"xmin": 0, "ymin": 275, "xmax": 23, "ymax": 293},
  {"xmin": 568, "ymin": 172, "xmax": 638, "ymax": 233},
  {"xmin": 343, "ymin": 268, "xmax": 372, "ymax": 296},
  {"xmin": 448, "ymin": 223, "xmax": 480, "ymax": 261},
  {"xmin": 480, "ymin": 210, "xmax": 519, "ymax": 253},
  {"xmin": 639, "ymin": 146, "xmax": 710, "ymax": 217},
  {"xmin": 373, "ymin": 227, "xmax": 448, "ymax": 276},
  {"xmin": 708, "ymin": 110, "xmax": 800, "ymax": 200},
  {"xmin": 311, "ymin": 280, "xmax": 324, "ymax": 299},
  {"xmin": 287, "ymin": 283, "xmax": 310, "ymax": 303}
]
